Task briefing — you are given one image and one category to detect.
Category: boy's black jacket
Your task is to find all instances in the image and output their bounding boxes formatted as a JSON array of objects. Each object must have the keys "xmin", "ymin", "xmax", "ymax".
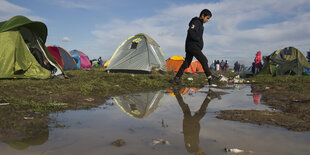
[{"xmin": 185, "ymin": 17, "xmax": 204, "ymax": 51}]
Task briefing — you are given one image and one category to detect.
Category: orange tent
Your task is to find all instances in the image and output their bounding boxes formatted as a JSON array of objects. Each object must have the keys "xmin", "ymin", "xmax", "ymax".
[
  {"xmin": 166, "ymin": 56, "xmax": 184, "ymax": 74},
  {"xmin": 190, "ymin": 60, "xmax": 204, "ymax": 74},
  {"xmin": 166, "ymin": 88, "xmax": 190, "ymax": 96},
  {"xmin": 166, "ymin": 56, "xmax": 198, "ymax": 74}
]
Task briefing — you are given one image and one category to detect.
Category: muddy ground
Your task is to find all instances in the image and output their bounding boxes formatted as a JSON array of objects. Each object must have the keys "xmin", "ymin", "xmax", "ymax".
[
  {"xmin": 1, "ymin": 70, "xmax": 310, "ymax": 145},
  {"xmin": 217, "ymin": 83, "xmax": 310, "ymax": 132}
]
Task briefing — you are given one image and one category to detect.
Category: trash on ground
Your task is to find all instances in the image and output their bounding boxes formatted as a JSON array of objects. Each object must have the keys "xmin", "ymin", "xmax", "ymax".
[
  {"xmin": 211, "ymin": 84, "xmax": 218, "ymax": 87},
  {"xmin": 0, "ymin": 103, "xmax": 10, "ymax": 106},
  {"xmin": 219, "ymin": 75, "xmax": 228, "ymax": 82},
  {"xmin": 187, "ymin": 77, "xmax": 193, "ymax": 81},
  {"xmin": 152, "ymin": 138, "xmax": 170, "ymax": 146},
  {"xmin": 265, "ymin": 87, "xmax": 270, "ymax": 90},
  {"xmin": 49, "ymin": 103, "xmax": 68, "ymax": 106},
  {"xmin": 24, "ymin": 116, "xmax": 34, "ymax": 120},
  {"xmin": 85, "ymin": 98, "xmax": 95, "ymax": 102},
  {"xmin": 112, "ymin": 139, "xmax": 126, "ymax": 147},
  {"xmin": 225, "ymin": 147, "xmax": 254, "ymax": 153}
]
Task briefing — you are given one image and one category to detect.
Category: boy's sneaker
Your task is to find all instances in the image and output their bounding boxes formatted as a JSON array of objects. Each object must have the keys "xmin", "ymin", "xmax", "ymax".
[
  {"xmin": 207, "ymin": 76, "xmax": 217, "ymax": 87},
  {"xmin": 173, "ymin": 77, "xmax": 184, "ymax": 85}
]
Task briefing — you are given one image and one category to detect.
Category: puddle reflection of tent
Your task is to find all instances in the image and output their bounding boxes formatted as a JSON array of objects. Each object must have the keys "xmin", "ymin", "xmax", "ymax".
[
  {"xmin": 166, "ymin": 88, "xmax": 200, "ymax": 96},
  {"xmin": 113, "ymin": 90, "xmax": 164, "ymax": 119}
]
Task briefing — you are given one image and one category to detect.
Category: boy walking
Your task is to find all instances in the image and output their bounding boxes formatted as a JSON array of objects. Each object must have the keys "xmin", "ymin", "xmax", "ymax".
[{"xmin": 174, "ymin": 9, "xmax": 213, "ymax": 85}]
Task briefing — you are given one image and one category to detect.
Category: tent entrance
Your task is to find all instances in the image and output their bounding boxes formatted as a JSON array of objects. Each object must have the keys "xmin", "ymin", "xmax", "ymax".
[{"xmin": 18, "ymin": 27, "xmax": 62, "ymax": 76}]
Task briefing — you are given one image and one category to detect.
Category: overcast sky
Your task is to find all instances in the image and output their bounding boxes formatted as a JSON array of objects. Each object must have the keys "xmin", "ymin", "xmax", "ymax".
[{"xmin": 1, "ymin": 0, "xmax": 310, "ymax": 66}]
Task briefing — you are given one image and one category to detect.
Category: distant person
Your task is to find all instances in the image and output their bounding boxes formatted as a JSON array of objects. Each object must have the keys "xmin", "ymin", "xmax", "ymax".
[
  {"xmin": 254, "ymin": 51, "xmax": 262, "ymax": 75},
  {"xmin": 307, "ymin": 50, "xmax": 310, "ymax": 63},
  {"xmin": 234, "ymin": 61, "xmax": 240, "ymax": 72},
  {"xmin": 220, "ymin": 60, "xmax": 225, "ymax": 71},
  {"xmin": 173, "ymin": 88, "xmax": 213, "ymax": 155},
  {"xmin": 98, "ymin": 57, "xmax": 103, "ymax": 66},
  {"xmin": 240, "ymin": 64, "xmax": 245, "ymax": 71},
  {"xmin": 216, "ymin": 60, "xmax": 220, "ymax": 71},
  {"xmin": 174, "ymin": 9, "xmax": 213, "ymax": 85},
  {"xmin": 224, "ymin": 60, "xmax": 229, "ymax": 71}
]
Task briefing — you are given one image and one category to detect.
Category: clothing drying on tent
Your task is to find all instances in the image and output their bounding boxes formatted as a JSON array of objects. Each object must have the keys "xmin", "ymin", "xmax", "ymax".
[
  {"xmin": 46, "ymin": 46, "xmax": 77, "ymax": 70},
  {"xmin": 0, "ymin": 15, "xmax": 64, "ymax": 79},
  {"xmin": 113, "ymin": 90, "xmax": 164, "ymax": 119},
  {"xmin": 106, "ymin": 33, "xmax": 167, "ymax": 73},
  {"xmin": 69, "ymin": 50, "xmax": 92, "ymax": 69},
  {"xmin": 261, "ymin": 47, "xmax": 310, "ymax": 76}
]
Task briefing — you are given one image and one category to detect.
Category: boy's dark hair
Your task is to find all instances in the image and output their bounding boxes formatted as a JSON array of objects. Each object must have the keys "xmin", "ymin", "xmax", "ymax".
[{"xmin": 200, "ymin": 9, "xmax": 212, "ymax": 17}]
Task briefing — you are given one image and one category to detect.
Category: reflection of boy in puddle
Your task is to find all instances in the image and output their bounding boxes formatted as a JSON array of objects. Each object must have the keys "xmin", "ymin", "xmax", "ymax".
[{"xmin": 173, "ymin": 88, "xmax": 215, "ymax": 155}]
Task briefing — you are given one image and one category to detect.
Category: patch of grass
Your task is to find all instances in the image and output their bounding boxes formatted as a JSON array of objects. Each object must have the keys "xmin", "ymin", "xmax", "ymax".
[{"xmin": 249, "ymin": 74, "xmax": 310, "ymax": 84}]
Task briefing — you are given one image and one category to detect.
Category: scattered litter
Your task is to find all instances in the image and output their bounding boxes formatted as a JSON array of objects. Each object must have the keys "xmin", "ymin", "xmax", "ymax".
[
  {"xmin": 49, "ymin": 103, "xmax": 68, "ymax": 106},
  {"xmin": 211, "ymin": 84, "xmax": 218, "ymax": 87},
  {"xmin": 85, "ymin": 98, "xmax": 95, "ymax": 102},
  {"xmin": 265, "ymin": 87, "xmax": 270, "ymax": 90},
  {"xmin": 219, "ymin": 75, "xmax": 228, "ymax": 82},
  {"xmin": 152, "ymin": 138, "xmax": 170, "ymax": 146},
  {"xmin": 187, "ymin": 77, "xmax": 193, "ymax": 81},
  {"xmin": 115, "ymin": 85, "xmax": 120, "ymax": 87},
  {"xmin": 225, "ymin": 147, "xmax": 254, "ymax": 153},
  {"xmin": 0, "ymin": 103, "xmax": 10, "ymax": 106},
  {"xmin": 131, "ymin": 74, "xmax": 135, "ymax": 77},
  {"xmin": 24, "ymin": 116, "xmax": 34, "ymax": 120},
  {"xmin": 112, "ymin": 139, "xmax": 125, "ymax": 147}
]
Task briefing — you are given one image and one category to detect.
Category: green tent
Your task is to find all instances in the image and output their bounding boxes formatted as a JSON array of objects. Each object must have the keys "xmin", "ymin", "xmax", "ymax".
[
  {"xmin": 261, "ymin": 47, "xmax": 310, "ymax": 76},
  {"xmin": 0, "ymin": 15, "xmax": 63, "ymax": 79}
]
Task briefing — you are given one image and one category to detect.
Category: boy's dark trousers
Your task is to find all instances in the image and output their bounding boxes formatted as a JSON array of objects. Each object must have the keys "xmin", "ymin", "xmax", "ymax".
[{"xmin": 175, "ymin": 50, "xmax": 212, "ymax": 78}]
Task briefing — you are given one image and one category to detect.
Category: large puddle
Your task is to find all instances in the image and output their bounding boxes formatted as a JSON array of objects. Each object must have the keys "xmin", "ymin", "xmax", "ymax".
[{"xmin": 1, "ymin": 85, "xmax": 310, "ymax": 155}]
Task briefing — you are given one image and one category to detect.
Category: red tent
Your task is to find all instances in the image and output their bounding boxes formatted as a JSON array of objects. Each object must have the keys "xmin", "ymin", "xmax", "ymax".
[{"xmin": 46, "ymin": 46, "xmax": 64, "ymax": 70}]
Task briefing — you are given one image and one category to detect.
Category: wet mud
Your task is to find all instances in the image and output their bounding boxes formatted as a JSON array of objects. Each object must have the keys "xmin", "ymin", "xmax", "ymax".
[{"xmin": 217, "ymin": 83, "xmax": 310, "ymax": 131}]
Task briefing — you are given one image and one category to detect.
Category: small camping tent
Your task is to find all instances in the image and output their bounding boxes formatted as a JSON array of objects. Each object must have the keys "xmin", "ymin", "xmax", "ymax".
[
  {"xmin": 106, "ymin": 33, "xmax": 167, "ymax": 73},
  {"xmin": 46, "ymin": 46, "xmax": 64, "ymax": 70},
  {"xmin": 0, "ymin": 15, "xmax": 63, "ymax": 79},
  {"xmin": 47, "ymin": 46, "xmax": 77, "ymax": 70},
  {"xmin": 113, "ymin": 90, "xmax": 164, "ymax": 119},
  {"xmin": 262, "ymin": 47, "xmax": 310, "ymax": 76},
  {"xmin": 166, "ymin": 55, "xmax": 184, "ymax": 73},
  {"xmin": 166, "ymin": 56, "xmax": 204, "ymax": 74},
  {"xmin": 69, "ymin": 50, "xmax": 92, "ymax": 69}
]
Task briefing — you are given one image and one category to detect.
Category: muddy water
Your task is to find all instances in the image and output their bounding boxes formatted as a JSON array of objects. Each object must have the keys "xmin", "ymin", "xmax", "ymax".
[{"xmin": 1, "ymin": 85, "xmax": 310, "ymax": 155}]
